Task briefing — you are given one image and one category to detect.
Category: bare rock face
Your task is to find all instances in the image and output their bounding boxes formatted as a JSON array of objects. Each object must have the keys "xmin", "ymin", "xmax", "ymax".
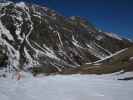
[
  {"xmin": 0, "ymin": 45, "xmax": 8, "ymax": 68},
  {"xmin": 0, "ymin": 1, "xmax": 132, "ymax": 74}
]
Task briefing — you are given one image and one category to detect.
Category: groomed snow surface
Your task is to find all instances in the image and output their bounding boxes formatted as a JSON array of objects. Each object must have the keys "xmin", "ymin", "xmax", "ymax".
[{"xmin": 0, "ymin": 72, "xmax": 133, "ymax": 100}]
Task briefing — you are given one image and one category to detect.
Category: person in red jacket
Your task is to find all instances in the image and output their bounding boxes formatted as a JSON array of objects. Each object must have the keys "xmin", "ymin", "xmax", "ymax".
[{"xmin": 16, "ymin": 71, "xmax": 21, "ymax": 80}]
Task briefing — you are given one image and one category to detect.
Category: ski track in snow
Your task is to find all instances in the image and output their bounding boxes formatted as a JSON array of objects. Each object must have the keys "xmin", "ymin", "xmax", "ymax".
[{"xmin": 0, "ymin": 73, "xmax": 133, "ymax": 100}]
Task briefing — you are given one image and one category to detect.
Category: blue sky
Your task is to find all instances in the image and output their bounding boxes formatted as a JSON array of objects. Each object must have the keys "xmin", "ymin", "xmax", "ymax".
[{"xmin": 13, "ymin": 0, "xmax": 133, "ymax": 39}]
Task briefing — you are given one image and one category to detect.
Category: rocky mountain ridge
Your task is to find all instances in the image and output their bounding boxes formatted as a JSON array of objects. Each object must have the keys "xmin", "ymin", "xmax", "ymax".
[{"xmin": 0, "ymin": 1, "xmax": 132, "ymax": 74}]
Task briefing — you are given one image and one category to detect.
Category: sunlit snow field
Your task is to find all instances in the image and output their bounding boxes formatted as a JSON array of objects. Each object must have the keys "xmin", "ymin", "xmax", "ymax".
[{"xmin": 0, "ymin": 72, "xmax": 133, "ymax": 100}]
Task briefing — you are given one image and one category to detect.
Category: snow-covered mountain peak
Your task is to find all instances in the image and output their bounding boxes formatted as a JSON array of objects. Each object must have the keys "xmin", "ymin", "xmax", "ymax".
[
  {"xmin": 15, "ymin": 1, "xmax": 27, "ymax": 8},
  {"xmin": 0, "ymin": 0, "xmax": 12, "ymax": 7},
  {"xmin": 104, "ymin": 32, "xmax": 122, "ymax": 41}
]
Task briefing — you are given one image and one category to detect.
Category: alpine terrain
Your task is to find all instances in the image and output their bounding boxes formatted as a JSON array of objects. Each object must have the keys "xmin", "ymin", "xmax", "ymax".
[
  {"xmin": 0, "ymin": 1, "xmax": 133, "ymax": 100},
  {"xmin": 0, "ymin": 0, "xmax": 133, "ymax": 75}
]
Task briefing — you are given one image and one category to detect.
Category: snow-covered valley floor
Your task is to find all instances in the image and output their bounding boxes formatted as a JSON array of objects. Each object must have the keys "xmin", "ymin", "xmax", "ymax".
[{"xmin": 0, "ymin": 72, "xmax": 133, "ymax": 100}]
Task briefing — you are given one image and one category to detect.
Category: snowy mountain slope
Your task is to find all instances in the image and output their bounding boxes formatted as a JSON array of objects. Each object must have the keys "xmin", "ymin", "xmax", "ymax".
[
  {"xmin": 0, "ymin": 1, "xmax": 132, "ymax": 74},
  {"xmin": 78, "ymin": 46, "xmax": 133, "ymax": 74}
]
